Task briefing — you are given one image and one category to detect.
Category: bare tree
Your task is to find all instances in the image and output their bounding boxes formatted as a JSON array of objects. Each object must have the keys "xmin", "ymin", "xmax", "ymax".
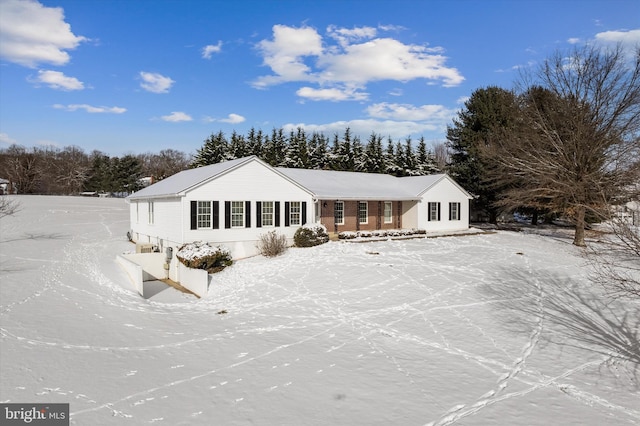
[
  {"xmin": 484, "ymin": 44, "xmax": 640, "ymax": 246},
  {"xmin": 432, "ymin": 141, "xmax": 450, "ymax": 172}
]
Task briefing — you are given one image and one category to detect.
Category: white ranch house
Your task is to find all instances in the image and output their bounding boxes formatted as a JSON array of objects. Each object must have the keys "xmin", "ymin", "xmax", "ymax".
[{"xmin": 126, "ymin": 156, "xmax": 472, "ymax": 280}]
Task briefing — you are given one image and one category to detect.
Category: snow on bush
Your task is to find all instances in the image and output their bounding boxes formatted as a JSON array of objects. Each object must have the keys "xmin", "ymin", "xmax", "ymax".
[
  {"xmin": 294, "ymin": 223, "xmax": 329, "ymax": 247},
  {"xmin": 338, "ymin": 229, "xmax": 426, "ymax": 239},
  {"xmin": 176, "ymin": 241, "xmax": 232, "ymax": 273}
]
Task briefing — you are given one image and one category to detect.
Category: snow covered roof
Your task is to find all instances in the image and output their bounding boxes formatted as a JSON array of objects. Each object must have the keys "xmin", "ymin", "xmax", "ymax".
[
  {"xmin": 276, "ymin": 168, "xmax": 423, "ymax": 200},
  {"xmin": 127, "ymin": 156, "xmax": 471, "ymax": 201},
  {"xmin": 127, "ymin": 156, "xmax": 254, "ymax": 200}
]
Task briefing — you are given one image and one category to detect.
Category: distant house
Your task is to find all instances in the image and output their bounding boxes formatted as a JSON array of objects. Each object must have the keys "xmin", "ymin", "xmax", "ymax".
[
  {"xmin": 126, "ymin": 156, "xmax": 472, "ymax": 277},
  {"xmin": 0, "ymin": 178, "xmax": 16, "ymax": 195}
]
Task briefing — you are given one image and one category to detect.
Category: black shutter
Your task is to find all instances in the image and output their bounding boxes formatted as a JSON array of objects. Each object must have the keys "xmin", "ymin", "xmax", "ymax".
[
  {"xmin": 245, "ymin": 201, "xmax": 251, "ymax": 227},
  {"xmin": 427, "ymin": 203, "xmax": 431, "ymax": 222},
  {"xmin": 437, "ymin": 203, "xmax": 441, "ymax": 221},
  {"xmin": 448, "ymin": 202, "xmax": 452, "ymax": 221},
  {"xmin": 302, "ymin": 201, "xmax": 307, "ymax": 225},
  {"xmin": 256, "ymin": 201, "xmax": 262, "ymax": 228},
  {"xmin": 275, "ymin": 201, "xmax": 280, "ymax": 226},
  {"xmin": 213, "ymin": 201, "xmax": 219, "ymax": 229},
  {"xmin": 190, "ymin": 201, "xmax": 198, "ymax": 230},
  {"xmin": 284, "ymin": 202, "xmax": 290, "ymax": 227},
  {"xmin": 224, "ymin": 201, "xmax": 231, "ymax": 229}
]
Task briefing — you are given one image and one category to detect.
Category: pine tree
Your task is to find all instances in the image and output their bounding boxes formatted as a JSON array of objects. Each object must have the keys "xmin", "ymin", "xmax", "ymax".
[
  {"xmin": 191, "ymin": 131, "xmax": 229, "ymax": 167},
  {"xmin": 229, "ymin": 130, "xmax": 247, "ymax": 159},
  {"xmin": 308, "ymin": 132, "xmax": 329, "ymax": 169}
]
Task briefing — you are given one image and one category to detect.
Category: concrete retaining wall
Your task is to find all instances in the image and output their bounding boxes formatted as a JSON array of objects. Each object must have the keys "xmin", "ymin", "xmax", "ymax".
[
  {"xmin": 178, "ymin": 263, "xmax": 210, "ymax": 298},
  {"xmin": 116, "ymin": 255, "xmax": 144, "ymax": 296}
]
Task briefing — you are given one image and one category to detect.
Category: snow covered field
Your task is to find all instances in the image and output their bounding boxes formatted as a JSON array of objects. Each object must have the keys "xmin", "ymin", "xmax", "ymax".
[{"xmin": 1, "ymin": 195, "xmax": 638, "ymax": 425}]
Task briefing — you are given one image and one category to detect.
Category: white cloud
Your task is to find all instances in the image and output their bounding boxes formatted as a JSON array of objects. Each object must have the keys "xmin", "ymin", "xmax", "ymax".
[
  {"xmin": 595, "ymin": 28, "xmax": 640, "ymax": 45},
  {"xmin": 253, "ymin": 25, "xmax": 324, "ymax": 88},
  {"xmin": 567, "ymin": 38, "xmax": 581, "ymax": 44},
  {"xmin": 253, "ymin": 24, "xmax": 464, "ymax": 96},
  {"xmin": 366, "ymin": 102, "xmax": 456, "ymax": 122},
  {"xmin": 0, "ymin": 0, "xmax": 86, "ymax": 67},
  {"xmin": 139, "ymin": 71, "xmax": 175, "ymax": 93},
  {"xmin": 30, "ymin": 70, "xmax": 84, "ymax": 90},
  {"xmin": 327, "ymin": 25, "xmax": 377, "ymax": 47},
  {"xmin": 282, "ymin": 119, "xmax": 439, "ymax": 142},
  {"xmin": 53, "ymin": 104, "xmax": 126, "ymax": 114},
  {"xmin": 161, "ymin": 111, "xmax": 192, "ymax": 122},
  {"xmin": 219, "ymin": 113, "xmax": 245, "ymax": 124},
  {"xmin": 0, "ymin": 133, "xmax": 17, "ymax": 145},
  {"xmin": 296, "ymin": 86, "xmax": 368, "ymax": 102},
  {"xmin": 202, "ymin": 41, "xmax": 223, "ymax": 59}
]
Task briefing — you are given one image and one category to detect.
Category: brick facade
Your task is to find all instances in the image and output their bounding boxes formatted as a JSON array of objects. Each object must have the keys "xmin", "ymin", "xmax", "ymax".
[{"xmin": 319, "ymin": 200, "xmax": 402, "ymax": 233}]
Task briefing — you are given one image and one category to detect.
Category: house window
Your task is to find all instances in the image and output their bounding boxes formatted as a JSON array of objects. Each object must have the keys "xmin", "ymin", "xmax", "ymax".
[
  {"xmin": 358, "ymin": 201, "xmax": 368, "ymax": 224},
  {"xmin": 384, "ymin": 201, "xmax": 393, "ymax": 224},
  {"xmin": 428, "ymin": 202, "xmax": 440, "ymax": 221},
  {"xmin": 290, "ymin": 201, "xmax": 301, "ymax": 226},
  {"xmin": 148, "ymin": 201, "xmax": 154, "ymax": 224},
  {"xmin": 261, "ymin": 201, "xmax": 274, "ymax": 227},
  {"xmin": 231, "ymin": 201, "xmax": 244, "ymax": 228},
  {"xmin": 197, "ymin": 201, "xmax": 212, "ymax": 228},
  {"xmin": 334, "ymin": 201, "xmax": 344, "ymax": 225},
  {"xmin": 449, "ymin": 202, "xmax": 461, "ymax": 221}
]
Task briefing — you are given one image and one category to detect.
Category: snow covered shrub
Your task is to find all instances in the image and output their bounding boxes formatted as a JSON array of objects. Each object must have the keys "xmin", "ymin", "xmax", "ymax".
[
  {"xmin": 176, "ymin": 241, "xmax": 232, "ymax": 273},
  {"xmin": 294, "ymin": 223, "xmax": 329, "ymax": 247},
  {"xmin": 258, "ymin": 230, "xmax": 288, "ymax": 257},
  {"xmin": 338, "ymin": 231, "xmax": 358, "ymax": 239}
]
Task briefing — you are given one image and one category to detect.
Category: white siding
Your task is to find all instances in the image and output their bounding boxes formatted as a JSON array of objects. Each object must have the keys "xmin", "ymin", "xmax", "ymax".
[
  {"xmin": 417, "ymin": 177, "xmax": 470, "ymax": 232},
  {"xmin": 185, "ymin": 160, "xmax": 314, "ymax": 258},
  {"xmin": 128, "ymin": 197, "xmax": 183, "ymax": 250}
]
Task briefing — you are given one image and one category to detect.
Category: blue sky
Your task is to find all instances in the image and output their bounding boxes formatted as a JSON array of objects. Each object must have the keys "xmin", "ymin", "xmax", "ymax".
[{"xmin": 1, "ymin": 0, "xmax": 638, "ymax": 157}]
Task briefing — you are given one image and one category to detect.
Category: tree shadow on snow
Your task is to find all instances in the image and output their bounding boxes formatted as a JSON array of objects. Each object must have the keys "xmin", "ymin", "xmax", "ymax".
[
  {"xmin": 478, "ymin": 267, "xmax": 640, "ymax": 386},
  {"xmin": 0, "ymin": 232, "xmax": 70, "ymax": 244}
]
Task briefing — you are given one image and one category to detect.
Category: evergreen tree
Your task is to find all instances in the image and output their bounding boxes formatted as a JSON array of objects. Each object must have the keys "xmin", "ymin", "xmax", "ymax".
[
  {"xmin": 352, "ymin": 135, "xmax": 366, "ymax": 172},
  {"xmin": 415, "ymin": 136, "xmax": 440, "ymax": 175},
  {"xmin": 229, "ymin": 130, "xmax": 248, "ymax": 159},
  {"xmin": 384, "ymin": 136, "xmax": 401, "ymax": 176},
  {"xmin": 191, "ymin": 131, "xmax": 229, "ymax": 167},
  {"xmin": 363, "ymin": 132, "xmax": 385, "ymax": 173},
  {"xmin": 446, "ymin": 86, "xmax": 519, "ymax": 223},
  {"xmin": 308, "ymin": 132, "xmax": 329, "ymax": 169},
  {"xmin": 246, "ymin": 127, "xmax": 263, "ymax": 158},
  {"xmin": 285, "ymin": 127, "xmax": 310, "ymax": 168}
]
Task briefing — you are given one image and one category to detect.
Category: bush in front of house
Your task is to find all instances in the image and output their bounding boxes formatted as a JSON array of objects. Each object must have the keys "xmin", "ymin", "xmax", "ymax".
[
  {"xmin": 176, "ymin": 241, "xmax": 232, "ymax": 273},
  {"xmin": 294, "ymin": 223, "xmax": 329, "ymax": 247},
  {"xmin": 258, "ymin": 230, "xmax": 288, "ymax": 257},
  {"xmin": 338, "ymin": 229, "xmax": 426, "ymax": 239}
]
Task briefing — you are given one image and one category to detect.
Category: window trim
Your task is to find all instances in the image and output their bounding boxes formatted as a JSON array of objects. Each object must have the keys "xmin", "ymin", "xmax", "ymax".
[
  {"xmin": 148, "ymin": 201, "xmax": 154, "ymax": 224},
  {"xmin": 428, "ymin": 202, "xmax": 440, "ymax": 222},
  {"xmin": 449, "ymin": 202, "xmax": 461, "ymax": 221},
  {"xmin": 197, "ymin": 201, "xmax": 212, "ymax": 229},
  {"xmin": 231, "ymin": 201, "xmax": 245, "ymax": 228},
  {"xmin": 358, "ymin": 201, "xmax": 368, "ymax": 224},
  {"xmin": 261, "ymin": 201, "xmax": 275, "ymax": 227},
  {"xmin": 334, "ymin": 201, "xmax": 344, "ymax": 225},
  {"xmin": 290, "ymin": 201, "xmax": 301, "ymax": 226},
  {"xmin": 383, "ymin": 201, "xmax": 393, "ymax": 224}
]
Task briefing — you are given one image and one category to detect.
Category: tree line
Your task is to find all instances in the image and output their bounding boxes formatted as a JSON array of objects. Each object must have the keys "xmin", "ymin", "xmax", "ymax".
[
  {"xmin": 0, "ymin": 145, "xmax": 189, "ymax": 195},
  {"xmin": 447, "ymin": 44, "xmax": 639, "ymax": 247},
  {"xmin": 191, "ymin": 126, "xmax": 447, "ymax": 176}
]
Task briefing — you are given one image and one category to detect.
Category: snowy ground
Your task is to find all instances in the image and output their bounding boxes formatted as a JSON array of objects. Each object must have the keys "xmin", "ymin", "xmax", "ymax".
[{"xmin": 1, "ymin": 195, "xmax": 638, "ymax": 425}]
